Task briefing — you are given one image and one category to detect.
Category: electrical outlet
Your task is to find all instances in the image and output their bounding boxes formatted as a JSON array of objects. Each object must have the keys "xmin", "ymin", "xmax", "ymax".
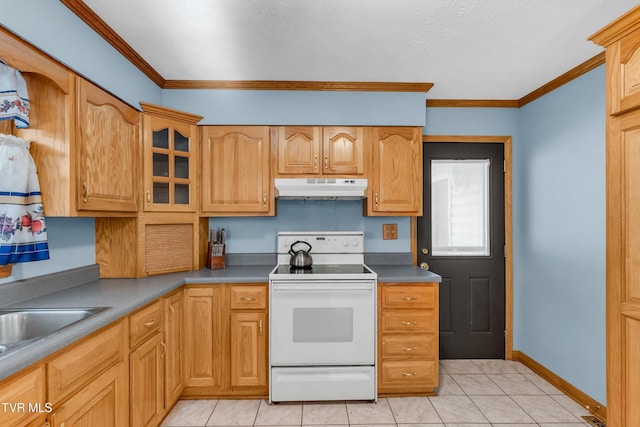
[{"xmin": 383, "ymin": 223, "xmax": 398, "ymax": 240}]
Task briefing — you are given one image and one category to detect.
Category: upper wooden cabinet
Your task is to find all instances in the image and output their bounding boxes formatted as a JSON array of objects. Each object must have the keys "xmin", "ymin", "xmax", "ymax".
[
  {"xmin": 140, "ymin": 102, "xmax": 202, "ymax": 212},
  {"xmin": 76, "ymin": 79, "xmax": 140, "ymax": 212},
  {"xmin": 275, "ymin": 126, "xmax": 364, "ymax": 176},
  {"xmin": 365, "ymin": 127, "xmax": 423, "ymax": 216},
  {"xmin": 591, "ymin": 12, "xmax": 640, "ymax": 115},
  {"xmin": 201, "ymin": 126, "xmax": 274, "ymax": 216}
]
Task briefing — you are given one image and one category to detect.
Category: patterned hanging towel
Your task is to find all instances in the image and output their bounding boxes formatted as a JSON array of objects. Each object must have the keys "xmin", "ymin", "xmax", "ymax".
[
  {"xmin": 0, "ymin": 134, "xmax": 49, "ymax": 265},
  {"xmin": 0, "ymin": 61, "xmax": 30, "ymax": 128}
]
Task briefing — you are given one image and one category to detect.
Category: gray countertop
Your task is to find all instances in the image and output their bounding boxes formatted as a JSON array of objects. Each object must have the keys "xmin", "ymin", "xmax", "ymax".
[{"xmin": 0, "ymin": 263, "xmax": 440, "ymax": 381}]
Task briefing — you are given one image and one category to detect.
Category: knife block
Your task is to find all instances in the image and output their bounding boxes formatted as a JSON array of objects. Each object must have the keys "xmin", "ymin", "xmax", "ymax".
[{"xmin": 207, "ymin": 244, "xmax": 226, "ymax": 269}]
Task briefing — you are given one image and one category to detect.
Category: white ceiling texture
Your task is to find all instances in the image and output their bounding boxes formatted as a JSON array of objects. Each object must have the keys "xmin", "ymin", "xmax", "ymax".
[{"xmin": 82, "ymin": 0, "xmax": 639, "ymax": 99}]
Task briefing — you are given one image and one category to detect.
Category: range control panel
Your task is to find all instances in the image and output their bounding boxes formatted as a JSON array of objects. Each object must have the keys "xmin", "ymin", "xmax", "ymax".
[{"xmin": 277, "ymin": 231, "xmax": 364, "ymax": 254}]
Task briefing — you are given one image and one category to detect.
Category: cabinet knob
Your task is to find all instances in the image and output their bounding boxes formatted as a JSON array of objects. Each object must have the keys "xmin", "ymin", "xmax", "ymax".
[
  {"xmin": 421, "ymin": 247, "xmax": 428, "ymax": 255},
  {"xmin": 259, "ymin": 320, "xmax": 263, "ymax": 336},
  {"xmin": 146, "ymin": 191, "xmax": 151, "ymax": 204},
  {"xmin": 420, "ymin": 262, "xmax": 429, "ymax": 271},
  {"xmin": 374, "ymin": 193, "xmax": 379, "ymax": 207},
  {"xmin": 324, "ymin": 155, "xmax": 328, "ymax": 169},
  {"xmin": 314, "ymin": 154, "xmax": 318, "ymax": 169},
  {"xmin": 263, "ymin": 193, "xmax": 267, "ymax": 207}
]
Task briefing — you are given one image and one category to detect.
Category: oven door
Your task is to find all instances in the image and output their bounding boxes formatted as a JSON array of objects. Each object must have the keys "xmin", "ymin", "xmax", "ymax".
[{"xmin": 269, "ymin": 280, "xmax": 376, "ymax": 366}]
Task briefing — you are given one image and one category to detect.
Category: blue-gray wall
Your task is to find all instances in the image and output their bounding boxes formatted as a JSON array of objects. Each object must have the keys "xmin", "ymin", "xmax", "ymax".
[{"xmin": 0, "ymin": 0, "xmax": 608, "ymax": 405}]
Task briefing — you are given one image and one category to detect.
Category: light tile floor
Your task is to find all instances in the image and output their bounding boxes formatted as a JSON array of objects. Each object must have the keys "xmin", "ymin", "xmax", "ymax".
[{"xmin": 161, "ymin": 359, "xmax": 592, "ymax": 427}]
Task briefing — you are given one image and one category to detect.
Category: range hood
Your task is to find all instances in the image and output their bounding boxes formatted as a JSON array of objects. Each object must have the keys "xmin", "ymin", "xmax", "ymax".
[{"xmin": 274, "ymin": 178, "xmax": 368, "ymax": 200}]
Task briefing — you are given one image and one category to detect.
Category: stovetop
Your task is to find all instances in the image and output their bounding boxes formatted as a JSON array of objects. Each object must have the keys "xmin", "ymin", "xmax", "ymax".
[{"xmin": 272, "ymin": 264, "xmax": 375, "ymax": 275}]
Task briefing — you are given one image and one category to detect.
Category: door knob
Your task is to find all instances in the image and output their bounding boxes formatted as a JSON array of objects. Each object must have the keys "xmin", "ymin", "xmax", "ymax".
[
  {"xmin": 421, "ymin": 248, "xmax": 428, "ymax": 255},
  {"xmin": 420, "ymin": 262, "xmax": 429, "ymax": 271}
]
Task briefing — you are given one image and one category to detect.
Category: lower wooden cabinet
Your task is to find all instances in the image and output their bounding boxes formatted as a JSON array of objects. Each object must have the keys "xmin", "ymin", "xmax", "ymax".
[
  {"xmin": 164, "ymin": 289, "xmax": 185, "ymax": 408},
  {"xmin": 50, "ymin": 362, "xmax": 128, "ymax": 427},
  {"xmin": 184, "ymin": 284, "xmax": 268, "ymax": 397},
  {"xmin": 378, "ymin": 282, "xmax": 439, "ymax": 395},
  {"xmin": 0, "ymin": 365, "xmax": 47, "ymax": 427},
  {"xmin": 130, "ymin": 332, "xmax": 165, "ymax": 427}
]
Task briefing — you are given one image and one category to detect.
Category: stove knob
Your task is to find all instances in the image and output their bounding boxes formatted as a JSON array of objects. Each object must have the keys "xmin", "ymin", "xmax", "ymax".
[
  {"xmin": 343, "ymin": 240, "xmax": 351, "ymax": 247},
  {"xmin": 352, "ymin": 239, "xmax": 360, "ymax": 247}
]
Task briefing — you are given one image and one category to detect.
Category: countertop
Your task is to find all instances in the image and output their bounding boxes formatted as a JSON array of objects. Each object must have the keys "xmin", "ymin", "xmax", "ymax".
[{"xmin": 0, "ymin": 263, "xmax": 440, "ymax": 381}]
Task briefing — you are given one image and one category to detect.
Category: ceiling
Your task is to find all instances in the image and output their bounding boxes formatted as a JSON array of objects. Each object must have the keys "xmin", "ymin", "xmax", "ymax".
[{"xmin": 77, "ymin": 0, "xmax": 638, "ymax": 100}]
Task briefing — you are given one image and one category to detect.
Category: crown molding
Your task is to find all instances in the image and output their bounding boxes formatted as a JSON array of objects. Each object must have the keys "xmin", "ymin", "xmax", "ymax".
[
  {"xmin": 517, "ymin": 52, "xmax": 605, "ymax": 107},
  {"xmin": 139, "ymin": 101, "xmax": 204, "ymax": 124},
  {"xmin": 60, "ymin": 0, "xmax": 165, "ymax": 87},
  {"xmin": 589, "ymin": 4, "xmax": 640, "ymax": 47},
  {"xmin": 426, "ymin": 99, "xmax": 519, "ymax": 108},
  {"xmin": 426, "ymin": 52, "xmax": 605, "ymax": 109},
  {"xmin": 163, "ymin": 80, "xmax": 434, "ymax": 92}
]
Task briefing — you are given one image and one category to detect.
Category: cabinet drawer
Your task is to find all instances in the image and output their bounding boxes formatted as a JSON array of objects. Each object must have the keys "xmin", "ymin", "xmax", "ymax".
[
  {"xmin": 48, "ymin": 321, "xmax": 125, "ymax": 404},
  {"xmin": 381, "ymin": 334, "xmax": 436, "ymax": 359},
  {"xmin": 381, "ymin": 285, "xmax": 436, "ymax": 309},
  {"xmin": 381, "ymin": 310, "xmax": 436, "ymax": 334},
  {"xmin": 230, "ymin": 285, "xmax": 267, "ymax": 310},
  {"xmin": 0, "ymin": 365, "xmax": 46, "ymax": 427},
  {"xmin": 130, "ymin": 300, "xmax": 163, "ymax": 348},
  {"xmin": 380, "ymin": 360, "xmax": 437, "ymax": 386}
]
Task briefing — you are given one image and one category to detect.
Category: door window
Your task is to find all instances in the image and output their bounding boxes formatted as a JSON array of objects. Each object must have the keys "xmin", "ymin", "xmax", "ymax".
[{"xmin": 431, "ymin": 159, "xmax": 490, "ymax": 256}]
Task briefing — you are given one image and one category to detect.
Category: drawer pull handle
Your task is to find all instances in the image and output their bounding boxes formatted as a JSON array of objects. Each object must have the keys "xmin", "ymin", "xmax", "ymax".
[
  {"xmin": 375, "ymin": 193, "xmax": 379, "ymax": 207},
  {"xmin": 263, "ymin": 193, "xmax": 267, "ymax": 207},
  {"xmin": 82, "ymin": 182, "xmax": 88, "ymax": 203},
  {"xmin": 259, "ymin": 320, "xmax": 263, "ymax": 336},
  {"xmin": 401, "ymin": 321, "xmax": 417, "ymax": 326},
  {"xmin": 160, "ymin": 340, "xmax": 166, "ymax": 359},
  {"xmin": 402, "ymin": 371, "xmax": 417, "ymax": 377},
  {"xmin": 402, "ymin": 346, "xmax": 418, "ymax": 352},
  {"xmin": 402, "ymin": 296, "xmax": 418, "ymax": 301},
  {"xmin": 169, "ymin": 305, "xmax": 175, "ymax": 321},
  {"xmin": 241, "ymin": 297, "xmax": 255, "ymax": 301},
  {"xmin": 144, "ymin": 319, "xmax": 156, "ymax": 328}
]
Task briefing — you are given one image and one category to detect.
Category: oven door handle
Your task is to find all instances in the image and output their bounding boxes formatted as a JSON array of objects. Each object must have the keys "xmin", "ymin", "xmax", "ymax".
[{"xmin": 271, "ymin": 283, "xmax": 374, "ymax": 292}]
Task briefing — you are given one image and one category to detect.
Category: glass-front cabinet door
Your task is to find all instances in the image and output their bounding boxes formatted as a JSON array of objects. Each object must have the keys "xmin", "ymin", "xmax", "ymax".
[{"xmin": 140, "ymin": 102, "xmax": 203, "ymax": 212}]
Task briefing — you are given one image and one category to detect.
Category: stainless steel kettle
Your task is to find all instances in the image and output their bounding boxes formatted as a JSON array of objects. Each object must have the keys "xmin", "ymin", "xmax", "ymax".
[{"xmin": 288, "ymin": 240, "xmax": 313, "ymax": 268}]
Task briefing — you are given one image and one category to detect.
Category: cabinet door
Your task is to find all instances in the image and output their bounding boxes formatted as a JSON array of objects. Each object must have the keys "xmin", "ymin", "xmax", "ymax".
[
  {"xmin": 277, "ymin": 126, "xmax": 321, "ymax": 174},
  {"xmin": 143, "ymin": 115, "xmax": 197, "ymax": 212},
  {"xmin": 368, "ymin": 127, "xmax": 423, "ymax": 215},
  {"xmin": 130, "ymin": 332, "xmax": 164, "ymax": 427},
  {"xmin": 50, "ymin": 362, "xmax": 128, "ymax": 427},
  {"xmin": 184, "ymin": 287, "xmax": 225, "ymax": 388},
  {"xmin": 230, "ymin": 312, "xmax": 267, "ymax": 388},
  {"xmin": 164, "ymin": 290, "xmax": 184, "ymax": 408},
  {"xmin": 323, "ymin": 127, "xmax": 364, "ymax": 175},
  {"xmin": 76, "ymin": 78, "xmax": 140, "ymax": 212},
  {"xmin": 202, "ymin": 126, "xmax": 273, "ymax": 215},
  {"xmin": 0, "ymin": 366, "xmax": 46, "ymax": 427}
]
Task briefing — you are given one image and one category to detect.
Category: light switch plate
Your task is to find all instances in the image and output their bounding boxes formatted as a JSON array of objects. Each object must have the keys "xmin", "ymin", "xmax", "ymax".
[{"xmin": 383, "ymin": 223, "xmax": 398, "ymax": 240}]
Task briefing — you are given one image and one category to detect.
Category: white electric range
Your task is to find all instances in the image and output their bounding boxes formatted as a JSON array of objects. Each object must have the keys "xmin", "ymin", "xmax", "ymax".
[{"xmin": 268, "ymin": 231, "xmax": 377, "ymax": 403}]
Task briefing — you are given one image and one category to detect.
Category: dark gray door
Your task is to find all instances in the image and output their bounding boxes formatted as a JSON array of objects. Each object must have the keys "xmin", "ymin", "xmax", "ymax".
[{"xmin": 418, "ymin": 142, "xmax": 505, "ymax": 359}]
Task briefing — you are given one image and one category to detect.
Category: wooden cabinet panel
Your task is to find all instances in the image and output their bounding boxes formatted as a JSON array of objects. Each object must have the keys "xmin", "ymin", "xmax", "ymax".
[
  {"xmin": 323, "ymin": 126, "xmax": 365, "ymax": 175},
  {"xmin": 76, "ymin": 78, "xmax": 140, "ymax": 212},
  {"xmin": 50, "ymin": 362, "xmax": 128, "ymax": 427},
  {"xmin": 140, "ymin": 102, "xmax": 202, "ymax": 212},
  {"xmin": 230, "ymin": 284, "xmax": 267, "ymax": 310},
  {"xmin": 378, "ymin": 282, "xmax": 438, "ymax": 395},
  {"xmin": 184, "ymin": 287, "xmax": 225, "ymax": 388},
  {"xmin": 0, "ymin": 365, "xmax": 47, "ymax": 427},
  {"xmin": 230, "ymin": 312, "xmax": 267, "ymax": 387},
  {"xmin": 367, "ymin": 127, "xmax": 423, "ymax": 216},
  {"xmin": 275, "ymin": 126, "xmax": 364, "ymax": 176},
  {"xmin": 164, "ymin": 290, "xmax": 185, "ymax": 408},
  {"xmin": 202, "ymin": 126, "xmax": 273, "ymax": 215},
  {"xmin": 277, "ymin": 126, "xmax": 321, "ymax": 174},
  {"xmin": 48, "ymin": 321, "xmax": 125, "ymax": 405},
  {"xmin": 130, "ymin": 332, "xmax": 164, "ymax": 427},
  {"xmin": 130, "ymin": 300, "xmax": 163, "ymax": 349}
]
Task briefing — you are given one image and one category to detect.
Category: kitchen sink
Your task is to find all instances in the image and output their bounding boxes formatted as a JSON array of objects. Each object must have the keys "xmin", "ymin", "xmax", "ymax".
[{"xmin": 0, "ymin": 308, "xmax": 108, "ymax": 352}]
